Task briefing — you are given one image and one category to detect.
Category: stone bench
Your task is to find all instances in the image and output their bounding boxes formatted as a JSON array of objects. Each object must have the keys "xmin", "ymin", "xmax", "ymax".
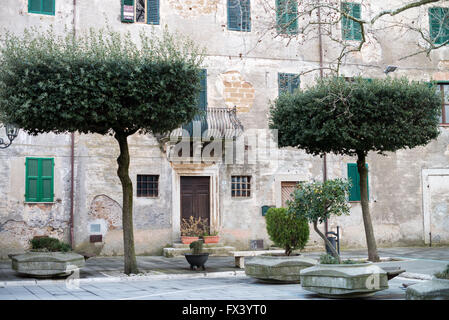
[{"xmin": 231, "ymin": 250, "xmax": 285, "ymax": 268}]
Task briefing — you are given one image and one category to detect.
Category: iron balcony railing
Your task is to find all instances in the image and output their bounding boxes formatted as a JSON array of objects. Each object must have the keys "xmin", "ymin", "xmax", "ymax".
[{"xmin": 171, "ymin": 107, "xmax": 244, "ymax": 140}]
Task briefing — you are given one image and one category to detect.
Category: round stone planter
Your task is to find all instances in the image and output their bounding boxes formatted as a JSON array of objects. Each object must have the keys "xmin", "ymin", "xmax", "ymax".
[
  {"xmin": 406, "ymin": 278, "xmax": 449, "ymax": 300},
  {"xmin": 244, "ymin": 255, "xmax": 317, "ymax": 283},
  {"xmin": 300, "ymin": 262, "xmax": 388, "ymax": 298},
  {"xmin": 9, "ymin": 252, "xmax": 85, "ymax": 278}
]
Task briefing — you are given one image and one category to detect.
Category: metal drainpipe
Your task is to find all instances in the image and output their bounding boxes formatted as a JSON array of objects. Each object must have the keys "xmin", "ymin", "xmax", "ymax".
[
  {"xmin": 317, "ymin": 7, "xmax": 328, "ymax": 235},
  {"xmin": 69, "ymin": 0, "xmax": 77, "ymax": 249}
]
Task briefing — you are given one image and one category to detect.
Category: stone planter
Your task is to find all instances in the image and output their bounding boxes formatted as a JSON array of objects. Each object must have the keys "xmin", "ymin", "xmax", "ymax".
[
  {"xmin": 406, "ymin": 278, "xmax": 449, "ymax": 300},
  {"xmin": 181, "ymin": 236, "xmax": 199, "ymax": 244},
  {"xmin": 9, "ymin": 252, "xmax": 85, "ymax": 278},
  {"xmin": 184, "ymin": 253, "xmax": 209, "ymax": 270},
  {"xmin": 300, "ymin": 262, "xmax": 388, "ymax": 298},
  {"xmin": 244, "ymin": 255, "xmax": 317, "ymax": 283}
]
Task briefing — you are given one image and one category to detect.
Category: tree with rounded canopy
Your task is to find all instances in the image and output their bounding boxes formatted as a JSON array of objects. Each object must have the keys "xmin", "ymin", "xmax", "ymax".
[
  {"xmin": 270, "ymin": 77, "xmax": 441, "ymax": 262},
  {"xmin": 0, "ymin": 27, "xmax": 205, "ymax": 274}
]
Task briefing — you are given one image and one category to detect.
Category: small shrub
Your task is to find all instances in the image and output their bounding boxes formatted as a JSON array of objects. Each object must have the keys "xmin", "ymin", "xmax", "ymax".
[
  {"xmin": 189, "ymin": 240, "xmax": 204, "ymax": 255},
  {"xmin": 30, "ymin": 236, "xmax": 71, "ymax": 252},
  {"xmin": 435, "ymin": 265, "xmax": 449, "ymax": 280},
  {"xmin": 319, "ymin": 254, "xmax": 339, "ymax": 264},
  {"xmin": 181, "ymin": 216, "xmax": 208, "ymax": 237},
  {"xmin": 265, "ymin": 207, "xmax": 309, "ymax": 256}
]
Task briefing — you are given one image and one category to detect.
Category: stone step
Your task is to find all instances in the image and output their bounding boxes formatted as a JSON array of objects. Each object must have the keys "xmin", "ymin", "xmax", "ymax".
[{"xmin": 163, "ymin": 246, "xmax": 236, "ymax": 258}]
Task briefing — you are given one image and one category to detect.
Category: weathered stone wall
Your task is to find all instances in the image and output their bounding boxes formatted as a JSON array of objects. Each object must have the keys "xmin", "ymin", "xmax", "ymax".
[{"xmin": 1, "ymin": 0, "xmax": 449, "ymax": 258}]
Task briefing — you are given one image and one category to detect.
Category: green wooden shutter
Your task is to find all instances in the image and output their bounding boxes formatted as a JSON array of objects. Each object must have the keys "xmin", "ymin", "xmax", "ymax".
[
  {"xmin": 40, "ymin": 158, "xmax": 54, "ymax": 202},
  {"xmin": 42, "ymin": 0, "xmax": 55, "ymax": 15},
  {"xmin": 348, "ymin": 163, "xmax": 369, "ymax": 201},
  {"xmin": 276, "ymin": 0, "xmax": 298, "ymax": 34},
  {"xmin": 429, "ymin": 7, "xmax": 449, "ymax": 44},
  {"xmin": 228, "ymin": 0, "xmax": 251, "ymax": 31},
  {"xmin": 341, "ymin": 2, "xmax": 362, "ymax": 41},
  {"xmin": 25, "ymin": 158, "xmax": 54, "ymax": 202},
  {"xmin": 121, "ymin": 0, "xmax": 135, "ymax": 23},
  {"xmin": 25, "ymin": 158, "xmax": 39, "ymax": 202},
  {"xmin": 147, "ymin": 0, "xmax": 159, "ymax": 25},
  {"xmin": 28, "ymin": 0, "xmax": 41, "ymax": 13}
]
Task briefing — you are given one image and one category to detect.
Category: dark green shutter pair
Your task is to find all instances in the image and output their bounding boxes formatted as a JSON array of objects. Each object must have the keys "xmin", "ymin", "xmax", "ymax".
[
  {"xmin": 25, "ymin": 158, "xmax": 54, "ymax": 203},
  {"xmin": 278, "ymin": 73, "xmax": 300, "ymax": 95},
  {"xmin": 276, "ymin": 0, "xmax": 298, "ymax": 34},
  {"xmin": 28, "ymin": 0, "xmax": 55, "ymax": 15},
  {"xmin": 341, "ymin": 2, "xmax": 362, "ymax": 41},
  {"xmin": 228, "ymin": 0, "xmax": 251, "ymax": 32},
  {"xmin": 121, "ymin": 0, "xmax": 159, "ymax": 24},
  {"xmin": 347, "ymin": 163, "xmax": 369, "ymax": 202},
  {"xmin": 429, "ymin": 7, "xmax": 449, "ymax": 45},
  {"xmin": 182, "ymin": 69, "xmax": 208, "ymax": 138}
]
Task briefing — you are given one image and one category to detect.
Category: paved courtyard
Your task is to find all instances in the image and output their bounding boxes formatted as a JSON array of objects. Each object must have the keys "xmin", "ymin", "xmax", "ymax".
[{"xmin": 0, "ymin": 275, "xmax": 415, "ymax": 300}]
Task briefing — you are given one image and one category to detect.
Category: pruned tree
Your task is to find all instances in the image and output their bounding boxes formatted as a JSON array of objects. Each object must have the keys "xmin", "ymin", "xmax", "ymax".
[
  {"xmin": 0, "ymin": 27, "xmax": 204, "ymax": 274},
  {"xmin": 270, "ymin": 77, "xmax": 441, "ymax": 261}
]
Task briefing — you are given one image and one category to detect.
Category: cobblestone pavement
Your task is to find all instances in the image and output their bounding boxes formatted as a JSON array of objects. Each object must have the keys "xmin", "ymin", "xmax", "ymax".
[{"xmin": 0, "ymin": 275, "xmax": 415, "ymax": 300}]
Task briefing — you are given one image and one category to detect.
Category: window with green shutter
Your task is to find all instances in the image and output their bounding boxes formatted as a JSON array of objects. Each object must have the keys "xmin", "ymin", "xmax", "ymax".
[
  {"xmin": 121, "ymin": 0, "xmax": 135, "ymax": 22},
  {"xmin": 429, "ymin": 7, "xmax": 449, "ymax": 45},
  {"xmin": 228, "ymin": 0, "xmax": 251, "ymax": 32},
  {"xmin": 25, "ymin": 158, "xmax": 54, "ymax": 203},
  {"xmin": 276, "ymin": 0, "xmax": 298, "ymax": 34},
  {"xmin": 341, "ymin": 2, "xmax": 362, "ymax": 41},
  {"xmin": 278, "ymin": 73, "xmax": 300, "ymax": 95},
  {"xmin": 147, "ymin": 0, "xmax": 160, "ymax": 25},
  {"xmin": 28, "ymin": 0, "xmax": 55, "ymax": 16},
  {"xmin": 347, "ymin": 163, "xmax": 369, "ymax": 202},
  {"xmin": 122, "ymin": 0, "xmax": 159, "ymax": 24},
  {"xmin": 182, "ymin": 69, "xmax": 208, "ymax": 137}
]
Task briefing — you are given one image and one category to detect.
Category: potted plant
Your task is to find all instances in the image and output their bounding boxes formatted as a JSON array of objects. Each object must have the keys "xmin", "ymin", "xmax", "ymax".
[
  {"xmin": 291, "ymin": 180, "xmax": 388, "ymax": 298},
  {"xmin": 201, "ymin": 223, "xmax": 220, "ymax": 244},
  {"xmin": 9, "ymin": 236, "xmax": 85, "ymax": 278},
  {"xmin": 244, "ymin": 207, "xmax": 316, "ymax": 283},
  {"xmin": 184, "ymin": 240, "xmax": 209, "ymax": 270},
  {"xmin": 406, "ymin": 264, "xmax": 449, "ymax": 300},
  {"xmin": 180, "ymin": 216, "xmax": 206, "ymax": 244}
]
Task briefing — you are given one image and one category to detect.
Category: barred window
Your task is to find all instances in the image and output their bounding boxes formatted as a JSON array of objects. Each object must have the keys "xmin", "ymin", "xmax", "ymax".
[
  {"xmin": 137, "ymin": 175, "xmax": 159, "ymax": 197},
  {"xmin": 231, "ymin": 176, "xmax": 251, "ymax": 197}
]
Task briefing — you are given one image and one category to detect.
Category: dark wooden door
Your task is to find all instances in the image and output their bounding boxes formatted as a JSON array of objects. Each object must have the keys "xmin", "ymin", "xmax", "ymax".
[{"xmin": 181, "ymin": 176, "xmax": 210, "ymax": 227}]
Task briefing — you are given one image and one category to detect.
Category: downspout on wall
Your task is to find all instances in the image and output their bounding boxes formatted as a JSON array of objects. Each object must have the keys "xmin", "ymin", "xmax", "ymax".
[{"xmin": 69, "ymin": 0, "xmax": 77, "ymax": 249}]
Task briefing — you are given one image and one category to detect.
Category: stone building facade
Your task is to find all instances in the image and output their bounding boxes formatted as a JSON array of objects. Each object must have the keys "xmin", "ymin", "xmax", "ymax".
[{"xmin": 1, "ymin": 0, "xmax": 449, "ymax": 259}]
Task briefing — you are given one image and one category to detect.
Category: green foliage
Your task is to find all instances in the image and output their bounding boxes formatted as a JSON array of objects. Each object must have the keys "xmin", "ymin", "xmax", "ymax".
[
  {"xmin": 30, "ymin": 236, "xmax": 71, "ymax": 252},
  {"xmin": 265, "ymin": 207, "xmax": 309, "ymax": 256},
  {"xmin": 288, "ymin": 179, "xmax": 351, "ymax": 225},
  {"xmin": 189, "ymin": 240, "xmax": 204, "ymax": 255},
  {"xmin": 270, "ymin": 77, "xmax": 442, "ymax": 157},
  {"xmin": 435, "ymin": 264, "xmax": 449, "ymax": 279},
  {"xmin": 0, "ymin": 26, "xmax": 205, "ymax": 136},
  {"xmin": 319, "ymin": 254, "xmax": 339, "ymax": 264}
]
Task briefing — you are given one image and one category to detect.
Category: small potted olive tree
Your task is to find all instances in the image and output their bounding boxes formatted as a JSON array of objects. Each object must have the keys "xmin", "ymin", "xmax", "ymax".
[
  {"xmin": 184, "ymin": 240, "xmax": 209, "ymax": 270},
  {"xmin": 9, "ymin": 236, "xmax": 85, "ymax": 278},
  {"xmin": 244, "ymin": 207, "xmax": 317, "ymax": 283},
  {"xmin": 292, "ymin": 179, "xmax": 388, "ymax": 298}
]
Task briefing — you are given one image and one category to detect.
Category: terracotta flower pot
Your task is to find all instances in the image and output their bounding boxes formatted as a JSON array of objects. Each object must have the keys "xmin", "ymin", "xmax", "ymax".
[
  {"xmin": 181, "ymin": 236, "xmax": 199, "ymax": 244},
  {"xmin": 203, "ymin": 235, "xmax": 219, "ymax": 244}
]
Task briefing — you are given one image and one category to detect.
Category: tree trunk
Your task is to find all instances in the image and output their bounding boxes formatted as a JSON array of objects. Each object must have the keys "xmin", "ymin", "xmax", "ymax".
[
  {"xmin": 115, "ymin": 132, "xmax": 139, "ymax": 275},
  {"xmin": 357, "ymin": 152, "xmax": 380, "ymax": 262},
  {"xmin": 313, "ymin": 221, "xmax": 341, "ymax": 263}
]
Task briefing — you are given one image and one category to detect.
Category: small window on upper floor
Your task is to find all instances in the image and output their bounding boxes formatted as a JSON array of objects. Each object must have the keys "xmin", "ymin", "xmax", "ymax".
[
  {"xmin": 436, "ymin": 83, "xmax": 449, "ymax": 124},
  {"xmin": 341, "ymin": 2, "xmax": 362, "ymax": 41},
  {"xmin": 28, "ymin": 0, "xmax": 55, "ymax": 16},
  {"xmin": 276, "ymin": 0, "xmax": 298, "ymax": 35},
  {"xmin": 278, "ymin": 73, "xmax": 300, "ymax": 95},
  {"xmin": 429, "ymin": 7, "xmax": 449, "ymax": 45},
  {"xmin": 121, "ymin": 0, "xmax": 160, "ymax": 25},
  {"xmin": 25, "ymin": 157, "xmax": 54, "ymax": 203},
  {"xmin": 228, "ymin": 0, "xmax": 251, "ymax": 32}
]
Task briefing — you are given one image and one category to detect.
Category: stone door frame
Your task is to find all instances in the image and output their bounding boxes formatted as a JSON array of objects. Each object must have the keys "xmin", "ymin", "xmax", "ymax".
[
  {"xmin": 422, "ymin": 168, "xmax": 449, "ymax": 244},
  {"xmin": 171, "ymin": 164, "xmax": 220, "ymax": 242}
]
